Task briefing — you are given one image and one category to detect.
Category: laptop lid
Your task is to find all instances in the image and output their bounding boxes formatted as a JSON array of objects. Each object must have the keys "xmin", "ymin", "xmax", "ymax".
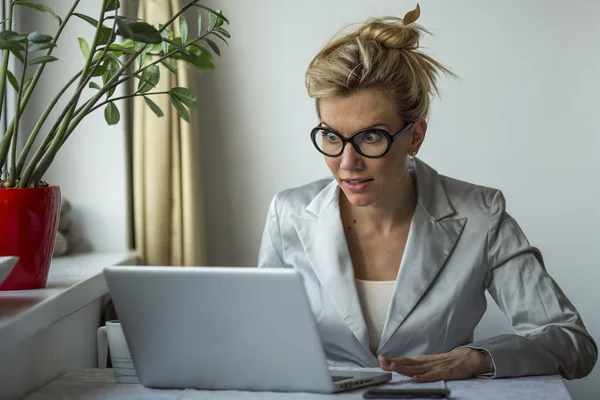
[{"xmin": 103, "ymin": 266, "xmax": 341, "ymax": 392}]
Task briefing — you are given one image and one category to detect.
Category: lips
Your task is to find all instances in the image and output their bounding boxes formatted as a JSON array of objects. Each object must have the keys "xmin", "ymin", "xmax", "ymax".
[
  {"xmin": 342, "ymin": 178, "xmax": 373, "ymax": 193},
  {"xmin": 342, "ymin": 178, "xmax": 373, "ymax": 184}
]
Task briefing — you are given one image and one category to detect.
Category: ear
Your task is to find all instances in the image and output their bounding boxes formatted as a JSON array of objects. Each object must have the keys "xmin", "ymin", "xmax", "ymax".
[{"xmin": 409, "ymin": 119, "xmax": 427, "ymax": 152}]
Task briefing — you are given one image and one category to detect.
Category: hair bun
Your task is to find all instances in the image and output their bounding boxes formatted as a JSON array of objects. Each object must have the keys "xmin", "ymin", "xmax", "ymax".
[{"xmin": 357, "ymin": 16, "xmax": 423, "ymax": 51}]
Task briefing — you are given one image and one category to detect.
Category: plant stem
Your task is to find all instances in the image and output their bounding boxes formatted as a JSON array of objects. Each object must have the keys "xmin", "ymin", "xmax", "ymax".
[
  {"xmin": 0, "ymin": 3, "xmax": 14, "ymax": 180},
  {"xmin": 20, "ymin": 0, "xmax": 108, "ymax": 187},
  {"xmin": 0, "ymin": 0, "xmax": 81, "ymax": 178},
  {"xmin": 16, "ymin": 70, "xmax": 83, "ymax": 177},
  {"xmin": 0, "ymin": 2, "xmax": 13, "ymax": 134},
  {"xmin": 89, "ymin": 91, "xmax": 170, "ymax": 114},
  {"xmin": 6, "ymin": 41, "xmax": 27, "ymax": 187}
]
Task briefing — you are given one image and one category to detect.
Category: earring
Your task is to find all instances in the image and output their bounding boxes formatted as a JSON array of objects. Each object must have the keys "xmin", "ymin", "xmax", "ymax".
[{"xmin": 410, "ymin": 150, "xmax": 417, "ymax": 156}]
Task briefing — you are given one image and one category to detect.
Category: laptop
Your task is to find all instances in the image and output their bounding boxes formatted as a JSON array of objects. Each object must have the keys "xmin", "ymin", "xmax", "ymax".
[{"xmin": 103, "ymin": 266, "xmax": 392, "ymax": 393}]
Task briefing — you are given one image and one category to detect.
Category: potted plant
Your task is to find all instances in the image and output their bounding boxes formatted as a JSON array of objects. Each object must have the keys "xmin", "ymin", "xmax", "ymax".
[{"xmin": 0, "ymin": 0, "xmax": 229, "ymax": 290}]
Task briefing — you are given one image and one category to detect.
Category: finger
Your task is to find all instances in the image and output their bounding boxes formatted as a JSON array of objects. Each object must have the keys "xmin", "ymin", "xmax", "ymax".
[
  {"xmin": 378, "ymin": 355, "xmax": 393, "ymax": 371},
  {"xmin": 389, "ymin": 362, "xmax": 431, "ymax": 377},
  {"xmin": 388, "ymin": 356, "xmax": 423, "ymax": 366},
  {"xmin": 413, "ymin": 369, "xmax": 445, "ymax": 383}
]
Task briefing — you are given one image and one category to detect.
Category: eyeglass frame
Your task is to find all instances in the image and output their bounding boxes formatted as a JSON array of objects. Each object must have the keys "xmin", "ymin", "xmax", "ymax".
[{"xmin": 310, "ymin": 121, "xmax": 414, "ymax": 158}]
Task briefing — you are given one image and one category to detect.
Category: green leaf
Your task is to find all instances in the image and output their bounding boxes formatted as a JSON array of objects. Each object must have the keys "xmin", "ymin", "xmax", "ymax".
[
  {"xmin": 160, "ymin": 29, "xmax": 172, "ymax": 55},
  {"xmin": 78, "ymin": 37, "xmax": 90, "ymax": 59},
  {"xmin": 164, "ymin": 38, "xmax": 190, "ymax": 56},
  {"xmin": 197, "ymin": 10, "xmax": 202, "ymax": 35},
  {"xmin": 215, "ymin": 27, "xmax": 231, "ymax": 38},
  {"xmin": 138, "ymin": 46, "xmax": 147, "ymax": 69},
  {"xmin": 73, "ymin": 13, "xmax": 99, "ymax": 28},
  {"xmin": 28, "ymin": 42, "xmax": 56, "ymax": 52},
  {"xmin": 211, "ymin": 32, "xmax": 228, "ymax": 45},
  {"xmin": 89, "ymin": 81, "xmax": 101, "ymax": 90},
  {"xmin": 117, "ymin": 19, "xmax": 161, "ymax": 44},
  {"xmin": 170, "ymin": 87, "xmax": 197, "ymax": 108},
  {"xmin": 0, "ymin": 41, "xmax": 25, "ymax": 51},
  {"xmin": 161, "ymin": 60, "xmax": 177, "ymax": 75},
  {"xmin": 27, "ymin": 31, "xmax": 53, "ymax": 43},
  {"xmin": 215, "ymin": 14, "xmax": 224, "ymax": 28},
  {"xmin": 6, "ymin": 70, "xmax": 19, "ymax": 92},
  {"xmin": 110, "ymin": 41, "xmax": 136, "ymax": 53},
  {"xmin": 170, "ymin": 96, "xmax": 190, "ymax": 123},
  {"xmin": 179, "ymin": 17, "xmax": 188, "ymax": 44},
  {"xmin": 14, "ymin": 1, "xmax": 62, "ymax": 25},
  {"xmin": 106, "ymin": 51, "xmax": 124, "ymax": 65},
  {"xmin": 143, "ymin": 96, "xmax": 164, "ymax": 118},
  {"xmin": 104, "ymin": 102, "xmax": 120, "ymax": 125},
  {"xmin": 10, "ymin": 49, "xmax": 25, "ymax": 63},
  {"xmin": 27, "ymin": 55, "xmax": 58, "ymax": 65},
  {"xmin": 97, "ymin": 26, "xmax": 115, "ymax": 46},
  {"xmin": 131, "ymin": 73, "xmax": 155, "ymax": 87},
  {"xmin": 149, "ymin": 42, "xmax": 162, "ymax": 53},
  {"xmin": 204, "ymin": 38, "xmax": 220, "ymax": 56},
  {"xmin": 207, "ymin": 11, "xmax": 214, "ymax": 31},
  {"xmin": 102, "ymin": 58, "xmax": 120, "ymax": 98},
  {"xmin": 137, "ymin": 65, "xmax": 160, "ymax": 93},
  {"xmin": 189, "ymin": 44, "xmax": 214, "ymax": 69},
  {"xmin": 115, "ymin": 17, "xmax": 132, "ymax": 38},
  {"xmin": 0, "ymin": 30, "xmax": 25, "ymax": 41},
  {"xmin": 91, "ymin": 64, "xmax": 107, "ymax": 77},
  {"xmin": 105, "ymin": 0, "xmax": 121, "ymax": 11},
  {"xmin": 195, "ymin": 5, "xmax": 229, "ymax": 24}
]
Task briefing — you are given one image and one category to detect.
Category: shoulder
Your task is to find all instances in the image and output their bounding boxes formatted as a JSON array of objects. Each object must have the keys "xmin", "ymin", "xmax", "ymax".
[
  {"xmin": 438, "ymin": 174, "xmax": 507, "ymax": 218},
  {"xmin": 269, "ymin": 177, "xmax": 334, "ymax": 214}
]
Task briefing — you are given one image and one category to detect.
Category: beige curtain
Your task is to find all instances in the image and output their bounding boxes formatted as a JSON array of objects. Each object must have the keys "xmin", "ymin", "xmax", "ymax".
[{"xmin": 132, "ymin": 0, "xmax": 207, "ymax": 266}]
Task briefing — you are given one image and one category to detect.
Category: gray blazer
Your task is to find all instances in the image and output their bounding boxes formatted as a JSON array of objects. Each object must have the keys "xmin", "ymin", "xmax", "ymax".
[{"xmin": 257, "ymin": 157, "xmax": 597, "ymax": 379}]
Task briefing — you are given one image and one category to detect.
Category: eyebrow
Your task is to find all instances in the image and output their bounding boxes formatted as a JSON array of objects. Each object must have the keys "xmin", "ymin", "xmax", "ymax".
[{"xmin": 319, "ymin": 121, "xmax": 390, "ymax": 131}]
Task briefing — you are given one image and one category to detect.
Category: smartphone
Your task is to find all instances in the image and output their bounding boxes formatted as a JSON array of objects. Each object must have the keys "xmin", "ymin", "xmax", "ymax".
[{"xmin": 363, "ymin": 387, "xmax": 450, "ymax": 399}]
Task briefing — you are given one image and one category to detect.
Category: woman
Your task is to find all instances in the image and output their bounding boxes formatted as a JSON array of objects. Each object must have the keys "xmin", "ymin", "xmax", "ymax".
[{"xmin": 257, "ymin": 5, "xmax": 597, "ymax": 382}]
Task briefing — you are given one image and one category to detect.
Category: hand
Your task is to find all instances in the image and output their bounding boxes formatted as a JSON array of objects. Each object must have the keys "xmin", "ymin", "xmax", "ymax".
[{"xmin": 378, "ymin": 348, "xmax": 491, "ymax": 382}]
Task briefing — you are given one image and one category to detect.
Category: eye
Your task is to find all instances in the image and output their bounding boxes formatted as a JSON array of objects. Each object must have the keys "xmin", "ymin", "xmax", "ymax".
[
  {"xmin": 323, "ymin": 132, "xmax": 340, "ymax": 143},
  {"xmin": 361, "ymin": 131, "xmax": 384, "ymax": 143}
]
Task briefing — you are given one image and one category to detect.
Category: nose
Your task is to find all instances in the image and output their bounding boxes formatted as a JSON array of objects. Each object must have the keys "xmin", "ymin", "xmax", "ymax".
[{"xmin": 339, "ymin": 142, "xmax": 364, "ymax": 170}]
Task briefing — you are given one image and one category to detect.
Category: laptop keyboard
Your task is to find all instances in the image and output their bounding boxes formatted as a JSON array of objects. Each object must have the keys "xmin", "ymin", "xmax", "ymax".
[{"xmin": 332, "ymin": 376, "xmax": 351, "ymax": 382}]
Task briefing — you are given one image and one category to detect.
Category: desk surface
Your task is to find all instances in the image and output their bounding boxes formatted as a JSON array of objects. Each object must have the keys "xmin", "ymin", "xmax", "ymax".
[
  {"xmin": 0, "ymin": 252, "xmax": 137, "ymax": 352},
  {"xmin": 25, "ymin": 368, "xmax": 571, "ymax": 400}
]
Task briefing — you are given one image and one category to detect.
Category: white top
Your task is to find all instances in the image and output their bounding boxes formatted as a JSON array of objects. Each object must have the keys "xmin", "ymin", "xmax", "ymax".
[{"xmin": 354, "ymin": 279, "xmax": 396, "ymax": 354}]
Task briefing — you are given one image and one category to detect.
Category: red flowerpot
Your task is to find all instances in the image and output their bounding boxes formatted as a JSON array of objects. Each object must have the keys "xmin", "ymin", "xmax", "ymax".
[{"xmin": 0, "ymin": 186, "xmax": 61, "ymax": 290}]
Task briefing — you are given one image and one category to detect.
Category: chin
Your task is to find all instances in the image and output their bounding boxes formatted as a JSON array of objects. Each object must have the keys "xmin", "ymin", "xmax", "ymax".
[{"xmin": 342, "ymin": 191, "xmax": 377, "ymax": 207}]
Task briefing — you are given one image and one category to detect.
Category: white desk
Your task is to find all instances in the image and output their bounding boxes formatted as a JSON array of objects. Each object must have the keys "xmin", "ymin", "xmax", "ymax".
[
  {"xmin": 26, "ymin": 368, "xmax": 571, "ymax": 399},
  {"xmin": 0, "ymin": 252, "xmax": 138, "ymax": 400}
]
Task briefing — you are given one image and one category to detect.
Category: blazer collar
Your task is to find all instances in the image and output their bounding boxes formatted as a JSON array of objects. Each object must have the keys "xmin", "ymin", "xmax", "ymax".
[{"xmin": 293, "ymin": 157, "xmax": 465, "ymax": 359}]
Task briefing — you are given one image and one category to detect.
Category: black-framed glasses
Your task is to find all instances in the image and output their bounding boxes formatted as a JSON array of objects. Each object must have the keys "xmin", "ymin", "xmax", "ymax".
[{"xmin": 310, "ymin": 122, "xmax": 413, "ymax": 158}]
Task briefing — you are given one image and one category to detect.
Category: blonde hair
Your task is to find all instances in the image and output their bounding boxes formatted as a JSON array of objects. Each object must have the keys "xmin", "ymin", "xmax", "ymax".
[{"xmin": 305, "ymin": 6, "xmax": 456, "ymax": 122}]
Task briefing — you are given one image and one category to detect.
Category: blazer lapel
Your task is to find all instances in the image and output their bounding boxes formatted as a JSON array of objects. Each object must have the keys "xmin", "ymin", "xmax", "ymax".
[
  {"xmin": 379, "ymin": 158, "xmax": 466, "ymax": 351},
  {"xmin": 291, "ymin": 180, "xmax": 371, "ymax": 354}
]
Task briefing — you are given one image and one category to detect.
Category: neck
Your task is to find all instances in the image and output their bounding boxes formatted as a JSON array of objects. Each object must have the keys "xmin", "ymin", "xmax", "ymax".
[{"xmin": 341, "ymin": 170, "xmax": 417, "ymax": 234}]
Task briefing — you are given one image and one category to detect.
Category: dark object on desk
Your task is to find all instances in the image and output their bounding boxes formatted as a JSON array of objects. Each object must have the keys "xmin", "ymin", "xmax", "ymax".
[{"xmin": 363, "ymin": 387, "xmax": 450, "ymax": 399}]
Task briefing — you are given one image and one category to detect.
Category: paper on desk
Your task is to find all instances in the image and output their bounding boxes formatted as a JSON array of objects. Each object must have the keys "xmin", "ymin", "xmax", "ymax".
[{"xmin": 329, "ymin": 366, "xmax": 447, "ymax": 389}]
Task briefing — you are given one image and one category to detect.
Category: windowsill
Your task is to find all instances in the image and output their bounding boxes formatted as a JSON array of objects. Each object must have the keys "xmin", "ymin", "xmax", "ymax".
[{"xmin": 0, "ymin": 251, "xmax": 138, "ymax": 353}]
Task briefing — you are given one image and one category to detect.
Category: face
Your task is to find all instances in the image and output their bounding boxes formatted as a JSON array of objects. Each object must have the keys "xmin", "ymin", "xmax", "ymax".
[{"xmin": 317, "ymin": 88, "xmax": 426, "ymax": 208}]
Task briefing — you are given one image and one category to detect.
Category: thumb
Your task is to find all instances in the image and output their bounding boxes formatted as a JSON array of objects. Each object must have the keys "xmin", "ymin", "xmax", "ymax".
[{"xmin": 378, "ymin": 355, "xmax": 393, "ymax": 369}]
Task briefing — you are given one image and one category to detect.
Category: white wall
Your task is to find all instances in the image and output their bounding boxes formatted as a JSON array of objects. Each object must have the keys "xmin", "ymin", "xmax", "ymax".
[
  {"xmin": 196, "ymin": 1, "xmax": 599, "ymax": 399},
  {"xmin": 18, "ymin": 1, "xmax": 129, "ymax": 252}
]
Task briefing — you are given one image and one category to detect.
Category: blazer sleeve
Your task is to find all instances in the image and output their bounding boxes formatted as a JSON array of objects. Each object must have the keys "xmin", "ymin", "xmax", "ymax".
[
  {"xmin": 257, "ymin": 193, "xmax": 286, "ymax": 269},
  {"xmin": 465, "ymin": 190, "xmax": 597, "ymax": 379}
]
